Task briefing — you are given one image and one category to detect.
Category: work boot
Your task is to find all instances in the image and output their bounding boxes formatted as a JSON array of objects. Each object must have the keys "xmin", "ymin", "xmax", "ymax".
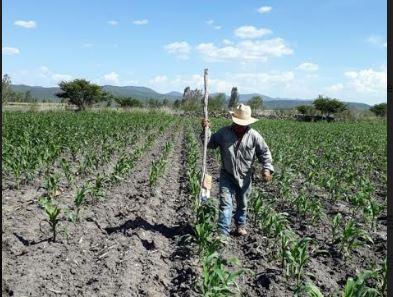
[{"xmin": 236, "ymin": 226, "xmax": 248, "ymax": 236}]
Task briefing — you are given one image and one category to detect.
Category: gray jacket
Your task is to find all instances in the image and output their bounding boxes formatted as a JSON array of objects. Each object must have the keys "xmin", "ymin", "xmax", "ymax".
[{"xmin": 203, "ymin": 124, "xmax": 274, "ymax": 188}]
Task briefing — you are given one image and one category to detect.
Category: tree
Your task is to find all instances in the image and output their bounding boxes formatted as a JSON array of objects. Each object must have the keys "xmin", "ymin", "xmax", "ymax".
[
  {"xmin": 101, "ymin": 91, "xmax": 114, "ymax": 107},
  {"xmin": 228, "ymin": 87, "xmax": 239, "ymax": 109},
  {"xmin": 13, "ymin": 92, "xmax": 24, "ymax": 102},
  {"xmin": 313, "ymin": 95, "xmax": 347, "ymax": 115},
  {"xmin": 2, "ymin": 74, "xmax": 14, "ymax": 104},
  {"xmin": 56, "ymin": 79, "xmax": 103, "ymax": 111},
  {"xmin": 24, "ymin": 91, "xmax": 33, "ymax": 103},
  {"xmin": 181, "ymin": 86, "xmax": 202, "ymax": 111},
  {"xmin": 369, "ymin": 103, "xmax": 387, "ymax": 117},
  {"xmin": 115, "ymin": 96, "xmax": 143, "ymax": 108},
  {"xmin": 296, "ymin": 104, "xmax": 315, "ymax": 114},
  {"xmin": 247, "ymin": 95, "xmax": 263, "ymax": 111},
  {"xmin": 146, "ymin": 98, "xmax": 163, "ymax": 108},
  {"xmin": 173, "ymin": 99, "xmax": 181, "ymax": 109},
  {"xmin": 209, "ymin": 93, "xmax": 226, "ymax": 111}
]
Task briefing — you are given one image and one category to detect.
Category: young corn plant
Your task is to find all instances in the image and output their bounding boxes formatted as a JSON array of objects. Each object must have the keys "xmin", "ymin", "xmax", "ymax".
[
  {"xmin": 308, "ymin": 199, "xmax": 322, "ymax": 225},
  {"xmin": 363, "ymin": 198, "xmax": 383, "ymax": 231},
  {"xmin": 194, "ymin": 201, "xmax": 220, "ymax": 256},
  {"xmin": 379, "ymin": 257, "xmax": 387, "ymax": 294},
  {"xmin": 249, "ymin": 192, "xmax": 264, "ymax": 223},
  {"xmin": 74, "ymin": 185, "xmax": 89, "ymax": 222},
  {"xmin": 338, "ymin": 219, "xmax": 373, "ymax": 258},
  {"xmin": 149, "ymin": 158, "xmax": 167, "ymax": 187},
  {"xmin": 41, "ymin": 200, "xmax": 61, "ymax": 242},
  {"xmin": 331, "ymin": 213, "xmax": 343, "ymax": 244},
  {"xmin": 60, "ymin": 158, "xmax": 74, "ymax": 186},
  {"xmin": 44, "ymin": 173, "xmax": 60, "ymax": 198},
  {"xmin": 89, "ymin": 174, "xmax": 108, "ymax": 201},
  {"xmin": 341, "ymin": 270, "xmax": 380, "ymax": 297},
  {"xmin": 280, "ymin": 230, "xmax": 296, "ymax": 270},
  {"xmin": 299, "ymin": 282, "xmax": 324, "ymax": 297},
  {"xmin": 285, "ymin": 238, "xmax": 311, "ymax": 289},
  {"xmin": 201, "ymin": 252, "xmax": 251, "ymax": 297}
]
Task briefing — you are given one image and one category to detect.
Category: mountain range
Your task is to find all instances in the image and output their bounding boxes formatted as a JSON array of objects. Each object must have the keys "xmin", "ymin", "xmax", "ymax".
[{"xmin": 11, "ymin": 84, "xmax": 371, "ymax": 111}]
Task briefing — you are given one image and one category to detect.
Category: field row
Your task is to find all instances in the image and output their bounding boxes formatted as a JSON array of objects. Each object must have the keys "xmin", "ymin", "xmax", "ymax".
[{"xmin": 2, "ymin": 111, "xmax": 387, "ymax": 296}]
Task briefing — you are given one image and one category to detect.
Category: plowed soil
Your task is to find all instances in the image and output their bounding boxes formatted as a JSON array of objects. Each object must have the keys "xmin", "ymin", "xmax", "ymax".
[{"xmin": 2, "ymin": 125, "xmax": 387, "ymax": 296}]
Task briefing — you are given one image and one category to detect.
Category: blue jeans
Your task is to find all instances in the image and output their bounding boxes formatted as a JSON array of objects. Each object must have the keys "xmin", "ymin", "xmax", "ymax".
[{"xmin": 217, "ymin": 171, "xmax": 251, "ymax": 235}]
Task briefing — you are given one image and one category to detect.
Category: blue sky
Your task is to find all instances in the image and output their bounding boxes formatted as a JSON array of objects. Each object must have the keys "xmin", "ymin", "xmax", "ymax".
[{"xmin": 2, "ymin": 0, "xmax": 386, "ymax": 104}]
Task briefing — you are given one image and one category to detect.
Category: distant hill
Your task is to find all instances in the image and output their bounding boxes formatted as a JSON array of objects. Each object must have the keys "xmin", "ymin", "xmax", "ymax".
[
  {"xmin": 11, "ymin": 85, "xmax": 60, "ymax": 101},
  {"xmin": 11, "ymin": 84, "xmax": 372, "ymax": 110}
]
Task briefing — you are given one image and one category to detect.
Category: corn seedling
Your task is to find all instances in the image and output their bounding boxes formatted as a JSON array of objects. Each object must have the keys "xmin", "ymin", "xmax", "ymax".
[
  {"xmin": 74, "ymin": 185, "xmax": 89, "ymax": 221},
  {"xmin": 201, "ymin": 252, "xmax": 251, "ymax": 296},
  {"xmin": 299, "ymin": 282, "xmax": 324, "ymax": 297},
  {"xmin": 285, "ymin": 238, "xmax": 311, "ymax": 288},
  {"xmin": 341, "ymin": 270, "xmax": 380, "ymax": 297},
  {"xmin": 338, "ymin": 219, "xmax": 373, "ymax": 258},
  {"xmin": 331, "ymin": 213, "xmax": 343, "ymax": 244},
  {"xmin": 363, "ymin": 199, "xmax": 383, "ymax": 230},
  {"xmin": 42, "ymin": 200, "xmax": 61, "ymax": 242},
  {"xmin": 44, "ymin": 173, "xmax": 60, "ymax": 198},
  {"xmin": 60, "ymin": 158, "xmax": 74, "ymax": 186}
]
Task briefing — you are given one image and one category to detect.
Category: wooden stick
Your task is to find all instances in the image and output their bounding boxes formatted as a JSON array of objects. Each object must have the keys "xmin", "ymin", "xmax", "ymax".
[{"xmin": 201, "ymin": 69, "xmax": 209, "ymax": 187}]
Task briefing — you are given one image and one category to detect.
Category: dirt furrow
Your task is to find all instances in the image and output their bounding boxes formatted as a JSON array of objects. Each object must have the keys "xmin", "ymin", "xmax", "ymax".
[
  {"xmin": 204, "ymin": 149, "xmax": 293, "ymax": 296},
  {"xmin": 2, "ymin": 125, "xmax": 182, "ymax": 296}
]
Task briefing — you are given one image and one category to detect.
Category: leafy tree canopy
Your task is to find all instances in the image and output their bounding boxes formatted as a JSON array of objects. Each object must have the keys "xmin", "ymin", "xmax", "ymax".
[
  {"xmin": 296, "ymin": 104, "xmax": 315, "ymax": 114},
  {"xmin": 247, "ymin": 95, "xmax": 264, "ymax": 111},
  {"xmin": 369, "ymin": 103, "xmax": 386, "ymax": 117},
  {"xmin": 209, "ymin": 93, "xmax": 227, "ymax": 111},
  {"xmin": 313, "ymin": 95, "xmax": 347, "ymax": 115},
  {"xmin": 228, "ymin": 87, "xmax": 239, "ymax": 109},
  {"xmin": 56, "ymin": 79, "xmax": 103, "ymax": 111}
]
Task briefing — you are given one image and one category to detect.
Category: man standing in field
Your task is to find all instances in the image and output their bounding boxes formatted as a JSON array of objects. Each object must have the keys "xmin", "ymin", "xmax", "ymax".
[{"xmin": 201, "ymin": 104, "xmax": 274, "ymax": 239}]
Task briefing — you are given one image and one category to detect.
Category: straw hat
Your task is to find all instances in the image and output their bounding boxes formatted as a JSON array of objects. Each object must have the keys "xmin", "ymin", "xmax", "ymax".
[{"xmin": 229, "ymin": 104, "xmax": 258, "ymax": 126}]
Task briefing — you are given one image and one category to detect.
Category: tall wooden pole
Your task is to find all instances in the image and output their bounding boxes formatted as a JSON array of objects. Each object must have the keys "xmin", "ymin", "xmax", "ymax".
[
  {"xmin": 198, "ymin": 68, "xmax": 213, "ymax": 203},
  {"xmin": 201, "ymin": 69, "xmax": 209, "ymax": 185}
]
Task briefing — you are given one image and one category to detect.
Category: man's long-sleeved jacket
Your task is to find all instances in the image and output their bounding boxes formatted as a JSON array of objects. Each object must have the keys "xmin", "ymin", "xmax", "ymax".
[{"xmin": 203, "ymin": 124, "xmax": 274, "ymax": 188}]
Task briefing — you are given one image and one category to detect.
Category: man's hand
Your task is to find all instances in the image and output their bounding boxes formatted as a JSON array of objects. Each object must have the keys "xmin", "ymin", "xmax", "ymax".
[
  {"xmin": 201, "ymin": 118, "xmax": 209, "ymax": 128},
  {"xmin": 261, "ymin": 169, "xmax": 272, "ymax": 182}
]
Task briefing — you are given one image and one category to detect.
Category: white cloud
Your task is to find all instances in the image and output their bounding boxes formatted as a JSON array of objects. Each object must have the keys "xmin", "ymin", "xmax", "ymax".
[
  {"xmin": 149, "ymin": 75, "xmax": 168, "ymax": 84},
  {"xmin": 344, "ymin": 67, "xmax": 386, "ymax": 93},
  {"xmin": 222, "ymin": 39, "xmax": 233, "ymax": 45},
  {"xmin": 146, "ymin": 71, "xmax": 295, "ymax": 94},
  {"xmin": 197, "ymin": 43, "xmax": 239, "ymax": 59},
  {"xmin": 107, "ymin": 20, "xmax": 118, "ymax": 26},
  {"xmin": 36, "ymin": 66, "xmax": 73, "ymax": 83},
  {"xmin": 325, "ymin": 83, "xmax": 344, "ymax": 92},
  {"xmin": 233, "ymin": 71, "xmax": 295, "ymax": 86},
  {"xmin": 234, "ymin": 26, "xmax": 272, "ymax": 39},
  {"xmin": 14, "ymin": 20, "xmax": 36, "ymax": 28},
  {"xmin": 205, "ymin": 19, "xmax": 222, "ymax": 30},
  {"xmin": 52, "ymin": 74, "xmax": 72, "ymax": 82},
  {"xmin": 366, "ymin": 35, "xmax": 387, "ymax": 48},
  {"xmin": 82, "ymin": 43, "xmax": 94, "ymax": 48},
  {"xmin": 197, "ymin": 38, "xmax": 292, "ymax": 62},
  {"xmin": 383, "ymin": 42, "xmax": 387, "ymax": 48},
  {"xmin": 40, "ymin": 66, "xmax": 50, "ymax": 75},
  {"xmin": 257, "ymin": 6, "xmax": 272, "ymax": 14},
  {"xmin": 125, "ymin": 80, "xmax": 139, "ymax": 85},
  {"xmin": 164, "ymin": 41, "xmax": 191, "ymax": 59},
  {"xmin": 104, "ymin": 72, "xmax": 120, "ymax": 84},
  {"xmin": 323, "ymin": 67, "xmax": 386, "ymax": 103},
  {"xmin": 2, "ymin": 47, "xmax": 20, "ymax": 55},
  {"xmin": 297, "ymin": 62, "xmax": 319, "ymax": 72},
  {"xmin": 133, "ymin": 19, "xmax": 148, "ymax": 25}
]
